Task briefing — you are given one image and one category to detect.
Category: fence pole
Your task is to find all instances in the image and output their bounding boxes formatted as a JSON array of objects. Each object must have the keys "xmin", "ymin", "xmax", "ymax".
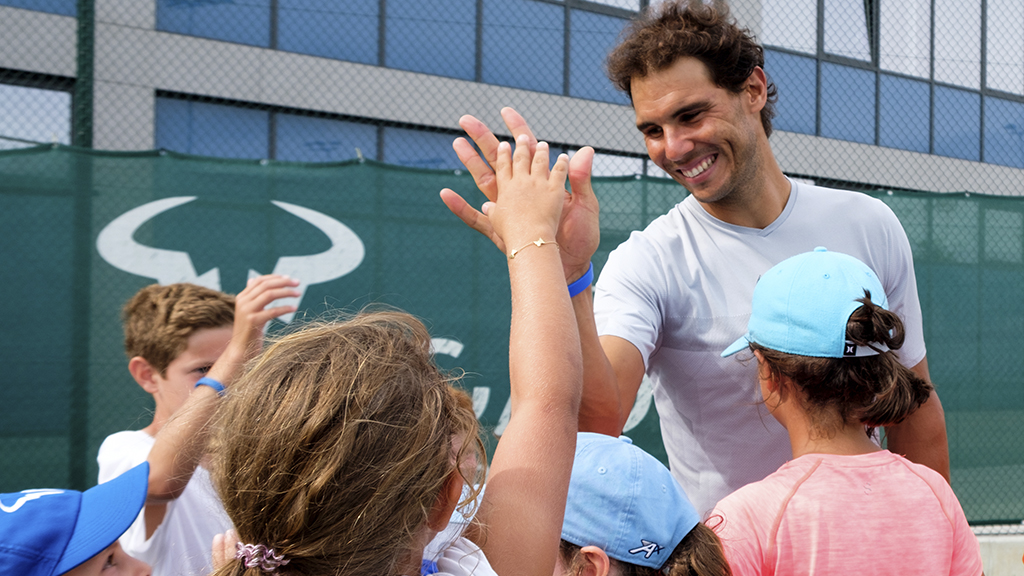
[
  {"xmin": 73, "ymin": 0, "xmax": 94, "ymax": 148},
  {"xmin": 68, "ymin": 0, "xmax": 96, "ymax": 490}
]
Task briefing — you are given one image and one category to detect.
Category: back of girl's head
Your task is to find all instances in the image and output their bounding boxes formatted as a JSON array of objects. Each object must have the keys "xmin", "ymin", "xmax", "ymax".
[
  {"xmin": 210, "ymin": 311, "xmax": 484, "ymax": 576},
  {"xmin": 558, "ymin": 433, "xmax": 730, "ymax": 576},
  {"xmin": 753, "ymin": 295, "xmax": 932, "ymax": 433},
  {"xmin": 720, "ymin": 248, "xmax": 933, "ymax": 435}
]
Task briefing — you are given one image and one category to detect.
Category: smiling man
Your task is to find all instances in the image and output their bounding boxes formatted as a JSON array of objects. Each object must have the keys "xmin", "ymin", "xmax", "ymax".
[{"xmin": 442, "ymin": 0, "xmax": 948, "ymax": 515}]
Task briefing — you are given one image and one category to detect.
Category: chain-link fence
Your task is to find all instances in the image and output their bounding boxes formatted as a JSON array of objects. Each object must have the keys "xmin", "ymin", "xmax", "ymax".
[{"xmin": 1, "ymin": 0, "xmax": 1022, "ymax": 529}]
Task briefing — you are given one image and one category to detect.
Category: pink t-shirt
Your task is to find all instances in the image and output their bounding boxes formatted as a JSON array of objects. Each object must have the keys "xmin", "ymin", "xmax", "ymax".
[{"xmin": 711, "ymin": 451, "xmax": 982, "ymax": 576}]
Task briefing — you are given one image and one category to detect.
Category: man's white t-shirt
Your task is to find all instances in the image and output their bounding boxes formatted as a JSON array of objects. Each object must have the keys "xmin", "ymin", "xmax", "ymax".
[
  {"xmin": 98, "ymin": 430, "xmax": 233, "ymax": 576},
  {"xmin": 594, "ymin": 180, "xmax": 926, "ymax": 515}
]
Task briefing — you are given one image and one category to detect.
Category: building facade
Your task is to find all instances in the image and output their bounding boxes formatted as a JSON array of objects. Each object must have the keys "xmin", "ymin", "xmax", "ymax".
[{"xmin": 2, "ymin": 0, "xmax": 1023, "ymax": 193}]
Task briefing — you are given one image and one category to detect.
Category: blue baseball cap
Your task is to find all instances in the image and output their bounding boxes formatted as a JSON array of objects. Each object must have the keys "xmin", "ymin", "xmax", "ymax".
[
  {"xmin": 561, "ymin": 433, "xmax": 700, "ymax": 570},
  {"xmin": 0, "ymin": 462, "xmax": 148, "ymax": 576},
  {"xmin": 721, "ymin": 247, "xmax": 889, "ymax": 359}
]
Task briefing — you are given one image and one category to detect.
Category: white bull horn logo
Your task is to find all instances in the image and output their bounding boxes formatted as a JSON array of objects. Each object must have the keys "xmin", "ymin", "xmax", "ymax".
[{"xmin": 96, "ymin": 197, "xmax": 365, "ymax": 324}]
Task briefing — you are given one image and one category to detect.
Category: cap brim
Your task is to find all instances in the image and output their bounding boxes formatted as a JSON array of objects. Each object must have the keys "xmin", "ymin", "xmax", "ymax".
[
  {"xmin": 721, "ymin": 334, "xmax": 751, "ymax": 357},
  {"xmin": 54, "ymin": 462, "xmax": 148, "ymax": 574}
]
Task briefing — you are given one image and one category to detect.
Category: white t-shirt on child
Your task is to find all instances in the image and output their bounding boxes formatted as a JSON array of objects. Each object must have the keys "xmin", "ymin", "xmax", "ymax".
[
  {"xmin": 434, "ymin": 537, "xmax": 498, "ymax": 576},
  {"xmin": 98, "ymin": 430, "xmax": 233, "ymax": 576}
]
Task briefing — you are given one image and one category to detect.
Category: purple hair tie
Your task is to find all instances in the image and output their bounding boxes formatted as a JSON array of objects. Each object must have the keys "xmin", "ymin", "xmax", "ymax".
[{"xmin": 236, "ymin": 541, "xmax": 290, "ymax": 571}]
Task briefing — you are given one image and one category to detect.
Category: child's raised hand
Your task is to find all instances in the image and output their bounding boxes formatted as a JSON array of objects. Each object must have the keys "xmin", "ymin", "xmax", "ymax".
[
  {"xmin": 484, "ymin": 134, "xmax": 568, "ymax": 257},
  {"xmin": 207, "ymin": 274, "xmax": 300, "ymax": 385}
]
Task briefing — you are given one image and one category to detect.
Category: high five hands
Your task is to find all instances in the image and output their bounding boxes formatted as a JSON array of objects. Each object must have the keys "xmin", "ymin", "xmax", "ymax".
[{"xmin": 439, "ymin": 107, "xmax": 600, "ymax": 283}]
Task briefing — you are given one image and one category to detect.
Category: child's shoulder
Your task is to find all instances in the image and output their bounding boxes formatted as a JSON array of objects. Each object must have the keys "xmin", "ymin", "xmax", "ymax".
[
  {"xmin": 97, "ymin": 429, "xmax": 155, "ymax": 482},
  {"xmin": 100, "ymin": 428, "xmax": 156, "ymax": 449}
]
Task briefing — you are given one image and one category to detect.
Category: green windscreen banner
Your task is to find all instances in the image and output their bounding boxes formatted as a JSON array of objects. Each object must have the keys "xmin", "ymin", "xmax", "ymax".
[{"xmin": 1, "ymin": 144, "xmax": 1021, "ymax": 525}]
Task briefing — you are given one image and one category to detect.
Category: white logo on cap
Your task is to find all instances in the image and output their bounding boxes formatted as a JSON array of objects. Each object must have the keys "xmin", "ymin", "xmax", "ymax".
[
  {"xmin": 0, "ymin": 489, "xmax": 64, "ymax": 513},
  {"xmin": 629, "ymin": 539, "xmax": 664, "ymax": 559}
]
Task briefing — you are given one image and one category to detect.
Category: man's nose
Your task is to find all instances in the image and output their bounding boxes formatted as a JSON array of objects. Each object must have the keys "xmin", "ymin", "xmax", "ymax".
[{"xmin": 663, "ymin": 126, "xmax": 695, "ymax": 162}]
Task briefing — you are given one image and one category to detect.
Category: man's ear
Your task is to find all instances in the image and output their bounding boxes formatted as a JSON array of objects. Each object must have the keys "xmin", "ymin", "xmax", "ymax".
[
  {"xmin": 426, "ymin": 470, "xmax": 463, "ymax": 532},
  {"xmin": 744, "ymin": 66, "xmax": 768, "ymax": 111},
  {"xmin": 577, "ymin": 546, "xmax": 613, "ymax": 576},
  {"xmin": 128, "ymin": 356, "xmax": 160, "ymax": 394}
]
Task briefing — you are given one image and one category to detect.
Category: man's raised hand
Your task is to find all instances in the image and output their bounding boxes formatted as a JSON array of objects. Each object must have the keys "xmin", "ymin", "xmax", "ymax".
[{"xmin": 441, "ymin": 107, "xmax": 600, "ymax": 283}]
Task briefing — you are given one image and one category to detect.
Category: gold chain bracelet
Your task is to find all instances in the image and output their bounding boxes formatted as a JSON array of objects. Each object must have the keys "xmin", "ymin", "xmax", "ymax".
[{"xmin": 508, "ymin": 238, "xmax": 559, "ymax": 259}]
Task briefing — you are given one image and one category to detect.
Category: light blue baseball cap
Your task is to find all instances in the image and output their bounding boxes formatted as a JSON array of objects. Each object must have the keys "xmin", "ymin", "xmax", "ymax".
[
  {"xmin": 721, "ymin": 247, "xmax": 889, "ymax": 359},
  {"xmin": 561, "ymin": 433, "xmax": 700, "ymax": 570}
]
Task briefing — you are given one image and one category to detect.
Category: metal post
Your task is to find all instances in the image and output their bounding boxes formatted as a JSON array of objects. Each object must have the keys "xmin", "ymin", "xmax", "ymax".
[
  {"xmin": 73, "ymin": 0, "xmax": 94, "ymax": 148},
  {"xmin": 68, "ymin": 0, "xmax": 96, "ymax": 491}
]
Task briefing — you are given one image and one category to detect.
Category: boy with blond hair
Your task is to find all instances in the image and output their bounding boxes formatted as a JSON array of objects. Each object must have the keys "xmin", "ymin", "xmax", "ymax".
[{"xmin": 98, "ymin": 275, "xmax": 299, "ymax": 576}]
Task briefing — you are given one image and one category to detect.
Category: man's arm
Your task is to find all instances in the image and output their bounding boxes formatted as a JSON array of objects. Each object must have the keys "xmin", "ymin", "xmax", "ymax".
[
  {"xmin": 464, "ymin": 137, "xmax": 582, "ymax": 576},
  {"xmin": 571, "ymin": 285, "xmax": 646, "ymax": 436},
  {"xmin": 145, "ymin": 275, "xmax": 300, "ymax": 504},
  {"xmin": 885, "ymin": 356, "xmax": 950, "ymax": 482},
  {"xmin": 443, "ymin": 108, "xmax": 642, "ymax": 436}
]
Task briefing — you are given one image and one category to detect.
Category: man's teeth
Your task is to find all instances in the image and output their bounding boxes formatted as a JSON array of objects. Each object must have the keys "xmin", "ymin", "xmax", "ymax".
[{"xmin": 682, "ymin": 155, "xmax": 716, "ymax": 178}]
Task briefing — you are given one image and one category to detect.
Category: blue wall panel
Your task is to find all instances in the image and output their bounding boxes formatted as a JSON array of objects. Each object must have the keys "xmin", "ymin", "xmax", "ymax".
[
  {"xmin": 821, "ymin": 63, "xmax": 875, "ymax": 144},
  {"xmin": 934, "ymin": 87, "xmax": 981, "ymax": 161},
  {"xmin": 275, "ymin": 114, "xmax": 378, "ymax": 162},
  {"xmin": 0, "ymin": 0, "xmax": 74, "ymax": 15},
  {"xmin": 764, "ymin": 49, "xmax": 816, "ymax": 135},
  {"xmin": 482, "ymin": 0, "xmax": 564, "ymax": 94},
  {"xmin": 569, "ymin": 9, "xmax": 629, "ymax": 104},
  {"xmin": 156, "ymin": 98, "xmax": 270, "ymax": 159},
  {"xmin": 278, "ymin": 0, "xmax": 378, "ymax": 64},
  {"xmin": 879, "ymin": 74, "xmax": 929, "ymax": 153},
  {"xmin": 157, "ymin": 0, "xmax": 270, "ymax": 47},
  {"xmin": 386, "ymin": 0, "xmax": 476, "ymax": 80},
  {"xmin": 985, "ymin": 96, "xmax": 1024, "ymax": 169}
]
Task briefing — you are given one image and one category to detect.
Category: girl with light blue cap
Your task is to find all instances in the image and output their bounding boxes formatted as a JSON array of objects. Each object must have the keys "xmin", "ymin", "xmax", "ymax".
[
  {"xmin": 557, "ymin": 432, "xmax": 731, "ymax": 576},
  {"xmin": 712, "ymin": 247, "xmax": 981, "ymax": 575}
]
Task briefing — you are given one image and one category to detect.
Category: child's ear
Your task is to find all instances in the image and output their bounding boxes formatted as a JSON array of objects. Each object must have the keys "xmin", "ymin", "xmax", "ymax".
[
  {"xmin": 426, "ymin": 470, "xmax": 463, "ymax": 532},
  {"xmin": 577, "ymin": 546, "xmax": 612, "ymax": 576},
  {"xmin": 753, "ymin": 349, "xmax": 788, "ymax": 395},
  {"xmin": 752, "ymin": 350, "xmax": 772, "ymax": 383},
  {"xmin": 128, "ymin": 356, "xmax": 160, "ymax": 394}
]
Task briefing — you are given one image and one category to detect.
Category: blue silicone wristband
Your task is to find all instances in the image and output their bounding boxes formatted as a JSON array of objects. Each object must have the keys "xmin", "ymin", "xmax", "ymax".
[
  {"xmin": 195, "ymin": 376, "xmax": 226, "ymax": 397},
  {"xmin": 567, "ymin": 262, "xmax": 594, "ymax": 298}
]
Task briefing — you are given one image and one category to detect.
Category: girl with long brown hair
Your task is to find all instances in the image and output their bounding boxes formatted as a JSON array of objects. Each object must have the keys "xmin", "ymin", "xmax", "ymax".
[{"xmin": 209, "ymin": 134, "xmax": 582, "ymax": 576}]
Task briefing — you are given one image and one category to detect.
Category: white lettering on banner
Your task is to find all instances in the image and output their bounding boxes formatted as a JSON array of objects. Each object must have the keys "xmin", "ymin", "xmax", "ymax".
[
  {"xmin": 430, "ymin": 338, "xmax": 488, "ymax": 419},
  {"xmin": 96, "ymin": 197, "xmax": 364, "ymax": 323},
  {"xmin": 471, "ymin": 387, "xmax": 490, "ymax": 419},
  {"xmin": 430, "ymin": 338, "xmax": 464, "ymax": 358},
  {"xmin": 493, "ymin": 375, "xmax": 655, "ymax": 437},
  {"xmin": 494, "ymin": 396, "xmax": 513, "ymax": 437}
]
